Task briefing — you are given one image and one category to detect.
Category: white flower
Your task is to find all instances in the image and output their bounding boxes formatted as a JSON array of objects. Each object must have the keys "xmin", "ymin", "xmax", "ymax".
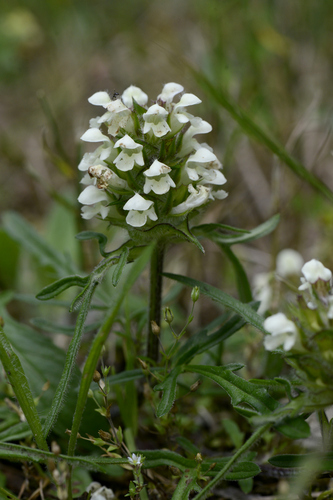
[
  {"xmin": 122, "ymin": 85, "xmax": 148, "ymax": 108},
  {"xmin": 128, "ymin": 453, "xmax": 144, "ymax": 466},
  {"xmin": 253, "ymin": 272, "xmax": 273, "ymax": 315},
  {"xmin": 99, "ymin": 99, "xmax": 131, "ymax": 136},
  {"xmin": 184, "ymin": 148, "xmax": 226, "ymax": 186},
  {"xmin": 171, "ymin": 93, "xmax": 202, "ymax": 125},
  {"xmin": 113, "ymin": 135, "xmax": 144, "ymax": 171},
  {"xmin": 276, "ymin": 249, "xmax": 304, "ymax": 278},
  {"xmin": 180, "ymin": 117, "xmax": 213, "ymax": 156},
  {"xmin": 143, "ymin": 160, "xmax": 176, "ymax": 195},
  {"xmin": 171, "ymin": 184, "xmax": 210, "ymax": 215},
  {"xmin": 263, "ymin": 313, "xmax": 298, "ymax": 351},
  {"xmin": 157, "ymin": 82, "xmax": 184, "ymax": 104},
  {"xmin": 210, "ymin": 189, "xmax": 228, "ymax": 200},
  {"xmin": 123, "ymin": 193, "xmax": 157, "ymax": 227},
  {"xmin": 78, "ymin": 185, "xmax": 109, "ymax": 219},
  {"xmin": 300, "ymin": 259, "xmax": 332, "ymax": 285},
  {"xmin": 80, "ymin": 128, "xmax": 110, "ymax": 143},
  {"xmin": 143, "ymin": 104, "xmax": 170, "ymax": 137},
  {"xmin": 86, "ymin": 481, "xmax": 115, "ymax": 500},
  {"xmin": 88, "ymin": 91, "xmax": 112, "ymax": 107}
]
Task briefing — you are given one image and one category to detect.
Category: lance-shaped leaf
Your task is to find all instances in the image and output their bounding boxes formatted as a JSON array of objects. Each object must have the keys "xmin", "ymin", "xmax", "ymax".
[
  {"xmin": 219, "ymin": 245, "xmax": 253, "ymax": 302},
  {"xmin": 186, "ymin": 365, "xmax": 278, "ymax": 418},
  {"xmin": 193, "ymin": 214, "xmax": 280, "ymax": 246},
  {"xmin": 163, "ymin": 273, "xmax": 266, "ymax": 334},
  {"xmin": 75, "ymin": 231, "xmax": 110, "ymax": 257},
  {"xmin": 36, "ymin": 275, "xmax": 89, "ymax": 301},
  {"xmin": 112, "ymin": 246, "xmax": 130, "ymax": 287},
  {"xmin": 269, "ymin": 453, "xmax": 333, "ymax": 472},
  {"xmin": 0, "ymin": 327, "xmax": 48, "ymax": 451},
  {"xmin": 154, "ymin": 367, "xmax": 183, "ymax": 417}
]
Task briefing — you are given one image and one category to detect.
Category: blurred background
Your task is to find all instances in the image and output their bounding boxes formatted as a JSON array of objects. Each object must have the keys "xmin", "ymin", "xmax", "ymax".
[{"xmin": 1, "ymin": 0, "xmax": 333, "ymax": 298}]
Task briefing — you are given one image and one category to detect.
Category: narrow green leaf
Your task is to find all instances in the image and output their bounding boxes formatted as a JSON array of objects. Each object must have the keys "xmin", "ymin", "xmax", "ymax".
[
  {"xmin": 275, "ymin": 416, "xmax": 310, "ymax": 439},
  {"xmin": 224, "ymin": 462, "xmax": 260, "ymax": 481},
  {"xmin": 36, "ymin": 275, "xmax": 89, "ymax": 301},
  {"xmin": 175, "ymin": 314, "xmax": 246, "ymax": 366},
  {"xmin": 192, "ymin": 71, "xmax": 333, "ymax": 204},
  {"xmin": 67, "ymin": 246, "xmax": 153, "ymax": 458},
  {"xmin": 219, "ymin": 245, "xmax": 253, "ymax": 302},
  {"xmin": 193, "ymin": 214, "xmax": 280, "ymax": 246},
  {"xmin": 172, "ymin": 469, "xmax": 201, "ymax": 500},
  {"xmin": 2, "ymin": 211, "xmax": 75, "ymax": 276},
  {"xmin": 163, "ymin": 273, "xmax": 266, "ymax": 333},
  {"xmin": 186, "ymin": 365, "xmax": 278, "ymax": 417},
  {"xmin": 0, "ymin": 422, "xmax": 32, "ymax": 442},
  {"xmin": 43, "ymin": 280, "xmax": 98, "ymax": 436},
  {"xmin": 0, "ymin": 327, "xmax": 48, "ymax": 451},
  {"xmin": 269, "ymin": 453, "xmax": 333, "ymax": 472},
  {"xmin": 30, "ymin": 317, "xmax": 101, "ymax": 336},
  {"xmin": 154, "ymin": 367, "xmax": 183, "ymax": 417},
  {"xmin": 112, "ymin": 246, "xmax": 130, "ymax": 287}
]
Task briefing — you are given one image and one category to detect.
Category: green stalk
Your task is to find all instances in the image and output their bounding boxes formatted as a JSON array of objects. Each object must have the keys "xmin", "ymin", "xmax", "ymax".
[
  {"xmin": 0, "ymin": 327, "xmax": 49, "ymax": 452},
  {"xmin": 192, "ymin": 423, "xmax": 271, "ymax": 500},
  {"xmin": 147, "ymin": 242, "xmax": 165, "ymax": 363}
]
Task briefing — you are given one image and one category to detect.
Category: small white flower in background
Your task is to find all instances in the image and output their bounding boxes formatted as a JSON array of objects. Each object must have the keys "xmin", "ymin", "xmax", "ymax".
[
  {"xmin": 86, "ymin": 481, "xmax": 115, "ymax": 500},
  {"xmin": 143, "ymin": 160, "xmax": 176, "ymax": 195},
  {"xmin": 113, "ymin": 135, "xmax": 144, "ymax": 171},
  {"xmin": 78, "ymin": 83, "xmax": 227, "ymax": 226},
  {"xmin": 299, "ymin": 259, "xmax": 332, "ymax": 286},
  {"xmin": 253, "ymin": 272, "xmax": 273, "ymax": 315},
  {"xmin": 263, "ymin": 312, "xmax": 298, "ymax": 351},
  {"xmin": 128, "ymin": 453, "xmax": 144, "ymax": 466},
  {"xmin": 123, "ymin": 193, "xmax": 158, "ymax": 227},
  {"xmin": 122, "ymin": 85, "xmax": 148, "ymax": 108},
  {"xmin": 275, "ymin": 249, "xmax": 304, "ymax": 278}
]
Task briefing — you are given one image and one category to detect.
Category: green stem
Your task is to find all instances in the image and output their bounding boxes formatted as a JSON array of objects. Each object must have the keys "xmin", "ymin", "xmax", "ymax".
[
  {"xmin": 147, "ymin": 243, "xmax": 165, "ymax": 363},
  {"xmin": 192, "ymin": 423, "xmax": 271, "ymax": 500}
]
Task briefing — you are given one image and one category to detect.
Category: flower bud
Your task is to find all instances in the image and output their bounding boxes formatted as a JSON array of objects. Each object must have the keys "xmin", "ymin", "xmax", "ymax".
[
  {"xmin": 164, "ymin": 307, "xmax": 174, "ymax": 324},
  {"xmin": 191, "ymin": 286, "xmax": 200, "ymax": 303},
  {"xmin": 151, "ymin": 320, "xmax": 160, "ymax": 335},
  {"xmin": 93, "ymin": 370, "xmax": 101, "ymax": 383}
]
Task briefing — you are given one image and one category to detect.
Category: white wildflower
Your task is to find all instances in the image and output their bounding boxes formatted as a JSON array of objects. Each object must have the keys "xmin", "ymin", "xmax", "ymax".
[
  {"xmin": 127, "ymin": 453, "xmax": 144, "ymax": 466},
  {"xmin": 276, "ymin": 249, "xmax": 304, "ymax": 278},
  {"xmin": 86, "ymin": 481, "xmax": 115, "ymax": 500},
  {"xmin": 300, "ymin": 259, "xmax": 332, "ymax": 285},
  {"xmin": 143, "ymin": 104, "xmax": 171, "ymax": 137},
  {"xmin": 263, "ymin": 313, "xmax": 298, "ymax": 351},
  {"xmin": 99, "ymin": 99, "xmax": 131, "ymax": 136},
  {"xmin": 171, "ymin": 184, "xmax": 210, "ymax": 215},
  {"xmin": 113, "ymin": 134, "xmax": 144, "ymax": 171},
  {"xmin": 157, "ymin": 82, "xmax": 184, "ymax": 104},
  {"xmin": 123, "ymin": 193, "xmax": 157, "ymax": 227},
  {"xmin": 122, "ymin": 85, "xmax": 148, "ymax": 108},
  {"xmin": 143, "ymin": 160, "xmax": 176, "ymax": 195}
]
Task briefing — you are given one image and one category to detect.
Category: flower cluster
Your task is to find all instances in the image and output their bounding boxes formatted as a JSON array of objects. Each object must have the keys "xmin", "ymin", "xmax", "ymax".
[
  {"xmin": 263, "ymin": 258, "xmax": 333, "ymax": 352},
  {"xmin": 78, "ymin": 83, "xmax": 227, "ymax": 229}
]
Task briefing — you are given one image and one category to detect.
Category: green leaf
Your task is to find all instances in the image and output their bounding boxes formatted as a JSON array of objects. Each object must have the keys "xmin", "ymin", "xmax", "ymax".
[
  {"xmin": 193, "ymin": 214, "xmax": 280, "ymax": 246},
  {"xmin": 269, "ymin": 453, "xmax": 333, "ymax": 472},
  {"xmin": 75, "ymin": 231, "xmax": 109, "ymax": 257},
  {"xmin": 0, "ymin": 326, "xmax": 48, "ymax": 451},
  {"xmin": 154, "ymin": 367, "xmax": 183, "ymax": 418},
  {"xmin": 275, "ymin": 416, "xmax": 310, "ymax": 439},
  {"xmin": 0, "ymin": 422, "xmax": 32, "ymax": 442},
  {"xmin": 67, "ymin": 246, "xmax": 153, "ymax": 458},
  {"xmin": 175, "ymin": 314, "xmax": 246, "ymax": 366},
  {"xmin": 163, "ymin": 273, "xmax": 266, "ymax": 333},
  {"xmin": 172, "ymin": 469, "xmax": 201, "ymax": 500},
  {"xmin": 30, "ymin": 317, "xmax": 101, "ymax": 336},
  {"xmin": 112, "ymin": 246, "xmax": 129, "ymax": 287},
  {"xmin": 186, "ymin": 365, "xmax": 278, "ymax": 417},
  {"xmin": 36, "ymin": 275, "xmax": 89, "ymax": 301},
  {"xmin": 192, "ymin": 71, "xmax": 333, "ymax": 204},
  {"xmin": 219, "ymin": 245, "xmax": 253, "ymax": 302},
  {"xmin": 224, "ymin": 462, "xmax": 260, "ymax": 481},
  {"xmin": 2, "ymin": 211, "xmax": 76, "ymax": 276}
]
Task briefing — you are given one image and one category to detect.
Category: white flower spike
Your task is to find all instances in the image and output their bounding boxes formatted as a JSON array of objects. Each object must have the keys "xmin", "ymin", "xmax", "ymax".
[{"xmin": 263, "ymin": 313, "xmax": 298, "ymax": 351}]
